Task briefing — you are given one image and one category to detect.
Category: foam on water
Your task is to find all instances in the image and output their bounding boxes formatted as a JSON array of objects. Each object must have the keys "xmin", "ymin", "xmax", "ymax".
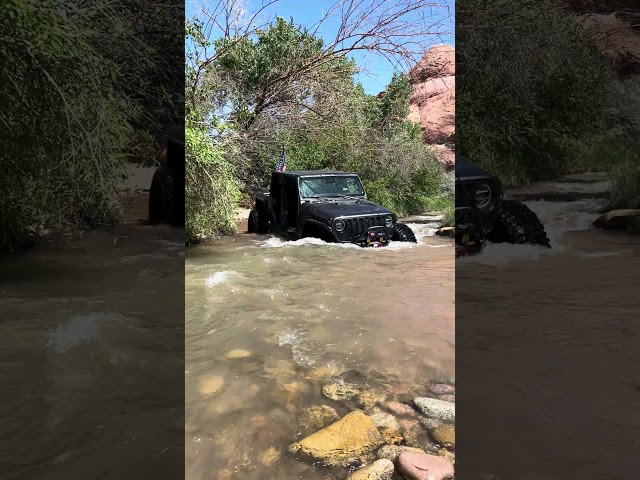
[
  {"xmin": 256, "ymin": 218, "xmax": 440, "ymax": 250},
  {"xmin": 204, "ymin": 271, "xmax": 238, "ymax": 287},
  {"xmin": 46, "ymin": 312, "xmax": 126, "ymax": 353},
  {"xmin": 461, "ymin": 197, "xmax": 610, "ymax": 264}
]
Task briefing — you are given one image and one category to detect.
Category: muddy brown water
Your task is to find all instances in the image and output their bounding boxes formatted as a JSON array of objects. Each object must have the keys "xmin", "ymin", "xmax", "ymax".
[
  {"xmin": 0, "ymin": 224, "xmax": 185, "ymax": 480},
  {"xmin": 457, "ymin": 179, "xmax": 640, "ymax": 479},
  {"xmin": 185, "ymin": 217, "xmax": 454, "ymax": 480}
]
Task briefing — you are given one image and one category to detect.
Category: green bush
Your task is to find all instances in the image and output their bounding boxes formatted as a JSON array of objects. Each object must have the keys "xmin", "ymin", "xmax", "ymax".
[
  {"xmin": 185, "ymin": 122, "xmax": 241, "ymax": 244},
  {"xmin": 1, "ymin": 0, "xmax": 134, "ymax": 249},
  {"xmin": 610, "ymin": 162, "xmax": 640, "ymax": 210},
  {"xmin": 457, "ymin": 0, "xmax": 614, "ymax": 186}
]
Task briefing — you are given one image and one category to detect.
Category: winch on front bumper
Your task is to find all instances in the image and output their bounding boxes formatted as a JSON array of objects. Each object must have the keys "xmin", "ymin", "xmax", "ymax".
[
  {"xmin": 455, "ymin": 207, "xmax": 485, "ymax": 257},
  {"xmin": 355, "ymin": 226, "xmax": 389, "ymax": 248}
]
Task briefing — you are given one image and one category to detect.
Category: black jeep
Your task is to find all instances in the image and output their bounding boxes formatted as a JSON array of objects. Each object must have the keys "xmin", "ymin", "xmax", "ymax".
[
  {"xmin": 248, "ymin": 170, "xmax": 417, "ymax": 247},
  {"xmin": 455, "ymin": 155, "xmax": 550, "ymax": 257},
  {"xmin": 148, "ymin": 127, "xmax": 185, "ymax": 226}
]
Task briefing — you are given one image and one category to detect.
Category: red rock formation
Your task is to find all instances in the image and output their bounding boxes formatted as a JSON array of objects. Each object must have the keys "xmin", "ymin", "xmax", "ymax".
[{"xmin": 407, "ymin": 44, "xmax": 455, "ymax": 169}]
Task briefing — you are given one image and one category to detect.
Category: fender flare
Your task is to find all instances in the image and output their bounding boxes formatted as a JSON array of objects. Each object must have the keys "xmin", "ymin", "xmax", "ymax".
[{"xmin": 301, "ymin": 219, "xmax": 335, "ymax": 240}]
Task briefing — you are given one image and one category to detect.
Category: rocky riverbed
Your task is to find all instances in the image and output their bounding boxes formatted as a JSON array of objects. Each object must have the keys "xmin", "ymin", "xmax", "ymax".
[{"xmin": 287, "ymin": 378, "xmax": 456, "ymax": 479}]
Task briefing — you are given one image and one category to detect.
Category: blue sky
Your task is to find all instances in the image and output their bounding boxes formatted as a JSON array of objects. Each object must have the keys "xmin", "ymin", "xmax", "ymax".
[{"xmin": 186, "ymin": 0, "xmax": 454, "ymax": 95}]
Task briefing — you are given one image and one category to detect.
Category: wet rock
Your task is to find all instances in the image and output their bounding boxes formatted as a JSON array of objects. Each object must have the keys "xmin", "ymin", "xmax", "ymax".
[
  {"xmin": 376, "ymin": 445, "xmax": 426, "ymax": 463},
  {"xmin": 225, "ymin": 349, "xmax": 252, "ymax": 359},
  {"xmin": 289, "ymin": 410, "xmax": 383, "ymax": 466},
  {"xmin": 428, "ymin": 383, "xmax": 455, "ymax": 396},
  {"xmin": 198, "ymin": 375, "xmax": 224, "ymax": 397},
  {"xmin": 439, "ymin": 394, "xmax": 455, "ymax": 403},
  {"xmin": 347, "ymin": 459, "xmax": 395, "ymax": 480},
  {"xmin": 383, "ymin": 401, "xmax": 417, "ymax": 417},
  {"xmin": 369, "ymin": 409, "xmax": 400, "ymax": 432},
  {"xmin": 260, "ymin": 447, "xmax": 281, "ymax": 466},
  {"xmin": 281, "ymin": 381, "xmax": 308, "ymax": 395},
  {"xmin": 435, "ymin": 227, "xmax": 454, "ymax": 237},
  {"xmin": 323, "ymin": 383, "xmax": 360, "ymax": 401},
  {"xmin": 419, "ymin": 417, "xmax": 443, "ymax": 431},
  {"xmin": 263, "ymin": 359, "xmax": 296, "ymax": 378},
  {"xmin": 251, "ymin": 414, "xmax": 268, "ymax": 428},
  {"xmin": 380, "ymin": 428, "xmax": 404, "ymax": 445},
  {"xmin": 432, "ymin": 424, "xmax": 455, "ymax": 448},
  {"xmin": 438, "ymin": 448, "xmax": 455, "ymax": 465},
  {"xmin": 414, "ymin": 397, "xmax": 455, "ymax": 422},
  {"xmin": 399, "ymin": 419, "xmax": 425, "ymax": 447},
  {"xmin": 396, "ymin": 451, "xmax": 454, "ymax": 480},
  {"xmin": 301, "ymin": 405, "xmax": 339, "ymax": 430},
  {"xmin": 593, "ymin": 209, "xmax": 640, "ymax": 231},
  {"xmin": 358, "ymin": 390, "xmax": 387, "ymax": 413},
  {"xmin": 306, "ymin": 364, "xmax": 346, "ymax": 380}
]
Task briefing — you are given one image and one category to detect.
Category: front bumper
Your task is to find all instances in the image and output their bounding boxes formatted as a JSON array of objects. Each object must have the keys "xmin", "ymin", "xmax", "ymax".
[
  {"xmin": 352, "ymin": 226, "xmax": 390, "ymax": 247},
  {"xmin": 455, "ymin": 207, "xmax": 486, "ymax": 257}
]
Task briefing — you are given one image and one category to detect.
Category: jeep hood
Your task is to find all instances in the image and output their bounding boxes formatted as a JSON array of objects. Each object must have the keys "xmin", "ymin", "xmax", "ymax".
[
  {"xmin": 455, "ymin": 155, "xmax": 494, "ymax": 179},
  {"xmin": 301, "ymin": 199, "xmax": 393, "ymax": 220}
]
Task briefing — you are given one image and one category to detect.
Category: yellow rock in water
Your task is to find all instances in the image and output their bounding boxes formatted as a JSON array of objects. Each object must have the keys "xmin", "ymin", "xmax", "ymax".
[
  {"xmin": 435, "ymin": 226, "xmax": 455, "ymax": 237},
  {"xmin": 289, "ymin": 410, "xmax": 383, "ymax": 466},
  {"xmin": 260, "ymin": 447, "xmax": 281, "ymax": 466},
  {"xmin": 225, "ymin": 349, "xmax": 252, "ymax": 359},
  {"xmin": 198, "ymin": 375, "xmax": 224, "ymax": 397}
]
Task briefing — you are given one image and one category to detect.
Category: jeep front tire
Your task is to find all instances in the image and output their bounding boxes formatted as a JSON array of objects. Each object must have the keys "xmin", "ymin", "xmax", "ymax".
[{"xmin": 392, "ymin": 223, "xmax": 417, "ymax": 243}]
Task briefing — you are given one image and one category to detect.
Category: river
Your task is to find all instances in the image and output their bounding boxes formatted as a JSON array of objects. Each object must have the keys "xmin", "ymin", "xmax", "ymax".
[
  {"xmin": 0, "ymin": 224, "xmax": 185, "ymax": 479},
  {"xmin": 185, "ymin": 216, "xmax": 454, "ymax": 480},
  {"xmin": 456, "ymin": 175, "xmax": 640, "ymax": 479}
]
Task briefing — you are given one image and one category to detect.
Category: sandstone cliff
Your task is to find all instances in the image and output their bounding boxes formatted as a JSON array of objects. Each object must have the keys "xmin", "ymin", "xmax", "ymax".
[{"xmin": 407, "ymin": 44, "xmax": 455, "ymax": 170}]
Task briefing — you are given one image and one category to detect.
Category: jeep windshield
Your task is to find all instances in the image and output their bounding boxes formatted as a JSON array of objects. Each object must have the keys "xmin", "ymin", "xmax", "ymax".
[{"xmin": 298, "ymin": 175, "xmax": 365, "ymax": 198}]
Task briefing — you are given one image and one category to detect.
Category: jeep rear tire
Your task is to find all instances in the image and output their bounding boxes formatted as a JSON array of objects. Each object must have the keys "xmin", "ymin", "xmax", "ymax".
[
  {"xmin": 148, "ymin": 167, "xmax": 177, "ymax": 224},
  {"xmin": 489, "ymin": 200, "xmax": 550, "ymax": 248},
  {"xmin": 392, "ymin": 223, "xmax": 417, "ymax": 243},
  {"xmin": 249, "ymin": 208, "xmax": 269, "ymax": 234}
]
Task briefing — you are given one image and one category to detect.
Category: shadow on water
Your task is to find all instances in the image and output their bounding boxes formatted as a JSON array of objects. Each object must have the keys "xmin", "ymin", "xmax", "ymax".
[
  {"xmin": 185, "ymin": 218, "xmax": 454, "ymax": 480},
  {"xmin": 0, "ymin": 225, "xmax": 185, "ymax": 480},
  {"xmin": 457, "ymin": 180, "xmax": 640, "ymax": 479}
]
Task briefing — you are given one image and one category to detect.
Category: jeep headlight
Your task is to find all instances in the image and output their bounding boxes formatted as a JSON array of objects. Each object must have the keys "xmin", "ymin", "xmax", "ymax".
[
  {"xmin": 384, "ymin": 216, "xmax": 394, "ymax": 228},
  {"xmin": 474, "ymin": 183, "xmax": 493, "ymax": 211},
  {"xmin": 334, "ymin": 219, "xmax": 345, "ymax": 232}
]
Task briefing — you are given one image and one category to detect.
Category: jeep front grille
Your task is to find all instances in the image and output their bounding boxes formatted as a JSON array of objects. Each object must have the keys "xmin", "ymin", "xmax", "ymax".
[{"xmin": 339, "ymin": 215, "xmax": 385, "ymax": 240}]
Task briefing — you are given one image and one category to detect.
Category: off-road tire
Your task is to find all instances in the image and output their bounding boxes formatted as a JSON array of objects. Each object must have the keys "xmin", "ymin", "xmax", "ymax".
[
  {"xmin": 148, "ymin": 167, "xmax": 177, "ymax": 224},
  {"xmin": 392, "ymin": 223, "xmax": 417, "ymax": 243},
  {"xmin": 249, "ymin": 208, "xmax": 269, "ymax": 234},
  {"xmin": 490, "ymin": 200, "xmax": 551, "ymax": 248}
]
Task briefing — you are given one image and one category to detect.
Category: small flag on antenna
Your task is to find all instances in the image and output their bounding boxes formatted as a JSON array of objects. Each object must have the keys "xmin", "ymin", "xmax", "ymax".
[{"xmin": 276, "ymin": 146, "xmax": 286, "ymax": 172}]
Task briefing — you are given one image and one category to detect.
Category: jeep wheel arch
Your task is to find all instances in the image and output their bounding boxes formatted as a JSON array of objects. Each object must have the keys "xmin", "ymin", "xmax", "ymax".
[{"xmin": 301, "ymin": 220, "xmax": 335, "ymax": 243}]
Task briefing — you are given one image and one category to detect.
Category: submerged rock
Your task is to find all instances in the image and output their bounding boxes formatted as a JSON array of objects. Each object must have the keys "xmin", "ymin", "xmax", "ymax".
[
  {"xmin": 198, "ymin": 375, "xmax": 224, "ymax": 397},
  {"xmin": 376, "ymin": 445, "xmax": 426, "ymax": 463},
  {"xmin": 383, "ymin": 401, "xmax": 417, "ymax": 417},
  {"xmin": 358, "ymin": 390, "xmax": 387, "ymax": 413},
  {"xmin": 369, "ymin": 409, "xmax": 400, "ymax": 432},
  {"xmin": 289, "ymin": 410, "xmax": 383, "ymax": 466},
  {"xmin": 259, "ymin": 447, "xmax": 281, "ymax": 466},
  {"xmin": 323, "ymin": 383, "xmax": 360, "ymax": 401},
  {"xmin": 428, "ymin": 383, "xmax": 455, "ymax": 396},
  {"xmin": 396, "ymin": 451, "xmax": 454, "ymax": 480},
  {"xmin": 301, "ymin": 405, "xmax": 340, "ymax": 430},
  {"xmin": 347, "ymin": 459, "xmax": 395, "ymax": 480},
  {"xmin": 225, "ymin": 349, "xmax": 252, "ymax": 359},
  {"xmin": 414, "ymin": 397, "xmax": 455, "ymax": 422},
  {"xmin": 432, "ymin": 424, "xmax": 455, "ymax": 448}
]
